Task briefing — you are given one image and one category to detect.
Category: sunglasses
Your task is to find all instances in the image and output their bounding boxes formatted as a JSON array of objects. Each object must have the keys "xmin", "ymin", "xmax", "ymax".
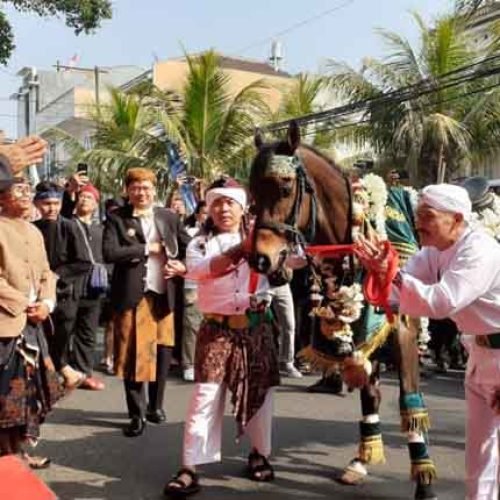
[{"xmin": 9, "ymin": 184, "xmax": 33, "ymax": 198}]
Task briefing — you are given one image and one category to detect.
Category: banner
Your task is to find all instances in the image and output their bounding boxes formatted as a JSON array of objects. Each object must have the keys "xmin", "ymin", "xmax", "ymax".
[{"xmin": 165, "ymin": 141, "xmax": 197, "ymax": 213}]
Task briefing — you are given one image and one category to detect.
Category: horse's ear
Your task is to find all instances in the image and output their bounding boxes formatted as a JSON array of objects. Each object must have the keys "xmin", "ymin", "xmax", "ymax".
[
  {"xmin": 287, "ymin": 120, "xmax": 300, "ymax": 152},
  {"xmin": 254, "ymin": 128, "xmax": 264, "ymax": 150}
]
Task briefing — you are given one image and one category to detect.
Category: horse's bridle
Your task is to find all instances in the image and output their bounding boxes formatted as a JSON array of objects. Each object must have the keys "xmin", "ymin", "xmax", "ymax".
[{"xmin": 256, "ymin": 153, "xmax": 317, "ymax": 247}]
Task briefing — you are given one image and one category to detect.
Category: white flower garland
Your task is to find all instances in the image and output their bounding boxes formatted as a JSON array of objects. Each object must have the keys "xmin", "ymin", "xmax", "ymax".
[
  {"xmin": 316, "ymin": 174, "xmax": 388, "ymax": 351},
  {"xmin": 360, "ymin": 173, "xmax": 388, "ymax": 239},
  {"xmin": 403, "ymin": 186, "xmax": 419, "ymax": 213}
]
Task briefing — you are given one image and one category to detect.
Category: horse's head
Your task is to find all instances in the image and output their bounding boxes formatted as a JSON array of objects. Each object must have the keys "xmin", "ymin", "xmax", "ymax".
[{"xmin": 248, "ymin": 121, "xmax": 312, "ymax": 275}]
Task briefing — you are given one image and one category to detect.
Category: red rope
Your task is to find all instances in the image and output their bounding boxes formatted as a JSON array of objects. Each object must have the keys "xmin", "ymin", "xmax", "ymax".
[
  {"xmin": 304, "ymin": 244, "xmax": 354, "ymax": 257},
  {"xmin": 248, "ymin": 269, "xmax": 260, "ymax": 295}
]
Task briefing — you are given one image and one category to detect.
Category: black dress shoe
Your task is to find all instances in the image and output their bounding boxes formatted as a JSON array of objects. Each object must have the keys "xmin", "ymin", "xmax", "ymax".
[
  {"xmin": 123, "ymin": 417, "xmax": 146, "ymax": 437},
  {"xmin": 146, "ymin": 408, "xmax": 166, "ymax": 424}
]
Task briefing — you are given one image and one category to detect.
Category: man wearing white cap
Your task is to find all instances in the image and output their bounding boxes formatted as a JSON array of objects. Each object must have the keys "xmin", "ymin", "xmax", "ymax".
[
  {"xmin": 355, "ymin": 183, "xmax": 500, "ymax": 500},
  {"xmin": 164, "ymin": 177, "xmax": 279, "ymax": 497}
]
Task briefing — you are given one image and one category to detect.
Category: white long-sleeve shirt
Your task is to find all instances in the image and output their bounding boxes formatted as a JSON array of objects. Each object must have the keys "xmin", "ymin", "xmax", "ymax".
[
  {"xmin": 396, "ymin": 228, "xmax": 500, "ymax": 335},
  {"xmin": 395, "ymin": 228, "xmax": 500, "ymax": 380},
  {"xmin": 140, "ymin": 212, "xmax": 167, "ymax": 294},
  {"xmin": 186, "ymin": 232, "xmax": 268, "ymax": 315}
]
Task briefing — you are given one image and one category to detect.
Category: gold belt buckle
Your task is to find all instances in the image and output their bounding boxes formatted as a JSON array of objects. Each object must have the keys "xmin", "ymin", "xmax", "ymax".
[
  {"xmin": 204, "ymin": 313, "xmax": 248, "ymax": 329},
  {"xmin": 475, "ymin": 335, "xmax": 490, "ymax": 348},
  {"xmin": 228, "ymin": 315, "xmax": 248, "ymax": 329}
]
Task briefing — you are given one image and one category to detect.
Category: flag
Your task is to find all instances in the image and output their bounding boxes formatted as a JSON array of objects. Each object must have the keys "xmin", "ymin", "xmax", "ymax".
[
  {"xmin": 165, "ymin": 141, "xmax": 197, "ymax": 213},
  {"xmin": 166, "ymin": 141, "xmax": 187, "ymax": 179},
  {"xmin": 67, "ymin": 53, "xmax": 80, "ymax": 68}
]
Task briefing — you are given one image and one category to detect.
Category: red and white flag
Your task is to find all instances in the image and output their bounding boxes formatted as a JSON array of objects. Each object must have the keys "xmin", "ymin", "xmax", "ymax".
[{"xmin": 67, "ymin": 53, "xmax": 80, "ymax": 68}]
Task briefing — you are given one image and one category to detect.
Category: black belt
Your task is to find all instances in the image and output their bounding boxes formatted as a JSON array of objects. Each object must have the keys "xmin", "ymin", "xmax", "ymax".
[{"xmin": 475, "ymin": 333, "xmax": 500, "ymax": 349}]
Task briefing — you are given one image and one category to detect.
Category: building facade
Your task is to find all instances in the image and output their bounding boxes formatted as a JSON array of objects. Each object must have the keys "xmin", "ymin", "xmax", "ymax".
[
  {"xmin": 12, "ymin": 65, "xmax": 146, "ymax": 179},
  {"xmin": 13, "ymin": 54, "xmax": 291, "ymax": 181}
]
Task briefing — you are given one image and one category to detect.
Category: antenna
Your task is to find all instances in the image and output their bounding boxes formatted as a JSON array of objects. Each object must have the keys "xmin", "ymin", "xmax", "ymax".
[{"xmin": 269, "ymin": 40, "xmax": 284, "ymax": 72}]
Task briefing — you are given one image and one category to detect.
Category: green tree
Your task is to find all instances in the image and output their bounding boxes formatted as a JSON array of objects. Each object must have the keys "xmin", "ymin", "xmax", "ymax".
[
  {"xmin": 48, "ymin": 88, "xmax": 168, "ymax": 194},
  {"xmin": 275, "ymin": 73, "xmax": 336, "ymax": 150},
  {"xmin": 53, "ymin": 50, "xmax": 270, "ymax": 192},
  {"xmin": 456, "ymin": 0, "xmax": 489, "ymax": 13},
  {"xmin": 157, "ymin": 50, "xmax": 270, "ymax": 181},
  {"xmin": 327, "ymin": 12, "xmax": 500, "ymax": 184},
  {"xmin": 0, "ymin": 0, "xmax": 112, "ymax": 64}
]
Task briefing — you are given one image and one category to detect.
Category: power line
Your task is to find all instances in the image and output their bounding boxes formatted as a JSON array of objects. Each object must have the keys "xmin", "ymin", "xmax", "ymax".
[
  {"xmin": 264, "ymin": 54, "xmax": 500, "ymax": 133},
  {"xmin": 236, "ymin": 0, "xmax": 356, "ymax": 54},
  {"xmin": 298, "ymin": 80, "xmax": 500, "ymax": 138}
]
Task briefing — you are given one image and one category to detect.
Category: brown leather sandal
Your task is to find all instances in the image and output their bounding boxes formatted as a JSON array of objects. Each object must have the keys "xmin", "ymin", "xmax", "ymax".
[
  {"xmin": 163, "ymin": 468, "xmax": 200, "ymax": 497},
  {"xmin": 21, "ymin": 452, "xmax": 51, "ymax": 470},
  {"xmin": 247, "ymin": 450, "xmax": 275, "ymax": 482}
]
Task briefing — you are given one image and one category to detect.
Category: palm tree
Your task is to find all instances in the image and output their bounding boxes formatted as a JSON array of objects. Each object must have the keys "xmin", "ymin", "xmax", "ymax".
[
  {"xmin": 50, "ymin": 51, "xmax": 270, "ymax": 192},
  {"xmin": 327, "ymin": 12, "xmax": 500, "ymax": 184},
  {"xmin": 47, "ymin": 88, "xmax": 170, "ymax": 194},
  {"xmin": 456, "ymin": 0, "xmax": 489, "ymax": 13},
  {"xmin": 275, "ymin": 73, "xmax": 337, "ymax": 150},
  {"xmin": 155, "ymin": 50, "xmax": 270, "ymax": 181},
  {"xmin": 87, "ymin": 88, "xmax": 170, "ymax": 191}
]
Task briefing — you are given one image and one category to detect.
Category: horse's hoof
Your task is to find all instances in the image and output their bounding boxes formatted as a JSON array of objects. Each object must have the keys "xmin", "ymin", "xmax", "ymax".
[
  {"xmin": 414, "ymin": 482, "xmax": 437, "ymax": 500},
  {"xmin": 335, "ymin": 460, "xmax": 367, "ymax": 486}
]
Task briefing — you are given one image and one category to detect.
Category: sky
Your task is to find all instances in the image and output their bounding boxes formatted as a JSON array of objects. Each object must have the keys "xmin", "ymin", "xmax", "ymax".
[{"xmin": 0, "ymin": 0, "xmax": 456, "ymax": 137}]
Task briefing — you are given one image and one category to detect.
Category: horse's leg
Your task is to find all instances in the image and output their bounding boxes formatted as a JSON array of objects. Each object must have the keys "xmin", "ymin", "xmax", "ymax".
[
  {"xmin": 338, "ymin": 362, "xmax": 384, "ymax": 485},
  {"xmin": 395, "ymin": 316, "xmax": 437, "ymax": 500}
]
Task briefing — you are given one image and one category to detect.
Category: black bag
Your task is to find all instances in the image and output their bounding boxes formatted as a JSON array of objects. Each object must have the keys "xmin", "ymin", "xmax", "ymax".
[
  {"xmin": 87, "ymin": 262, "xmax": 109, "ymax": 296},
  {"xmin": 76, "ymin": 220, "xmax": 109, "ymax": 297}
]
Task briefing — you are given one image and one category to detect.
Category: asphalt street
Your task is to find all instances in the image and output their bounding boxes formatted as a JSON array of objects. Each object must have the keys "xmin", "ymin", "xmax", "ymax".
[{"xmin": 35, "ymin": 367, "xmax": 466, "ymax": 500}]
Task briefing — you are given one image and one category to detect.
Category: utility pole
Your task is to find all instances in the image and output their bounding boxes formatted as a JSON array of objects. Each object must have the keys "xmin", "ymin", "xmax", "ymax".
[
  {"xmin": 27, "ymin": 67, "xmax": 39, "ymax": 184},
  {"xmin": 94, "ymin": 66, "xmax": 101, "ymax": 110},
  {"xmin": 53, "ymin": 63, "xmax": 109, "ymax": 111}
]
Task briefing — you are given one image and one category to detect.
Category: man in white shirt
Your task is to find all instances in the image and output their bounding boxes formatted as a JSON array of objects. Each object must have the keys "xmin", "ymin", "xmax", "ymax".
[
  {"xmin": 355, "ymin": 183, "xmax": 500, "ymax": 500},
  {"xmin": 103, "ymin": 168, "xmax": 191, "ymax": 437},
  {"xmin": 164, "ymin": 178, "xmax": 279, "ymax": 498}
]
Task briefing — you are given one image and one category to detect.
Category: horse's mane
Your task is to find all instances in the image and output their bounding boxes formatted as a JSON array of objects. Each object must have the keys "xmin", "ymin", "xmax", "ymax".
[{"xmin": 299, "ymin": 144, "xmax": 347, "ymax": 178}]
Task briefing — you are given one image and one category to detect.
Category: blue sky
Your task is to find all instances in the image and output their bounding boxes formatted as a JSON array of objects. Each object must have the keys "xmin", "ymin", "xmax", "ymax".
[{"xmin": 0, "ymin": 0, "xmax": 455, "ymax": 137}]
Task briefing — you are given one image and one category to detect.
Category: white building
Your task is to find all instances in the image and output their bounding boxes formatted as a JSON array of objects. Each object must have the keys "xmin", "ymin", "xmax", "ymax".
[
  {"xmin": 464, "ymin": 1, "xmax": 500, "ymax": 179},
  {"xmin": 466, "ymin": 0, "xmax": 500, "ymax": 50},
  {"xmin": 12, "ymin": 51, "xmax": 294, "ymax": 182},
  {"xmin": 12, "ymin": 65, "xmax": 145, "ymax": 179}
]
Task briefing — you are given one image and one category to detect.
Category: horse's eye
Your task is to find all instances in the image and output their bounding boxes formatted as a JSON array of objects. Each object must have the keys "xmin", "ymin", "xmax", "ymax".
[{"xmin": 280, "ymin": 185, "xmax": 293, "ymax": 198}]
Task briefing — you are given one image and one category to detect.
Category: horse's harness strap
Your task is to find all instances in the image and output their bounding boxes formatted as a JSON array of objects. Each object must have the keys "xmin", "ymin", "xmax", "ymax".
[{"xmin": 257, "ymin": 153, "xmax": 317, "ymax": 246}]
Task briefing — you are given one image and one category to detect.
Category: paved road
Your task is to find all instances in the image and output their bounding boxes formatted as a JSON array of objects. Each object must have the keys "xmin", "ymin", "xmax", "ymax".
[{"xmin": 36, "ymin": 368, "xmax": 465, "ymax": 500}]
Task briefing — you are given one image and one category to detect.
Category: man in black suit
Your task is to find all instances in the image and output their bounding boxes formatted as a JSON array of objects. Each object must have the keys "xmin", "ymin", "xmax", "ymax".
[
  {"xmin": 33, "ymin": 181, "xmax": 92, "ymax": 389},
  {"xmin": 103, "ymin": 167, "xmax": 191, "ymax": 437}
]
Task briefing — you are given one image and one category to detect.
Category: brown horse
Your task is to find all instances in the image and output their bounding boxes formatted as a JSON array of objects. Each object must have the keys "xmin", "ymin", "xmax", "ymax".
[
  {"xmin": 249, "ymin": 121, "xmax": 351, "ymax": 274},
  {"xmin": 248, "ymin": 121, "xmax": 437, "ymax": 500}
]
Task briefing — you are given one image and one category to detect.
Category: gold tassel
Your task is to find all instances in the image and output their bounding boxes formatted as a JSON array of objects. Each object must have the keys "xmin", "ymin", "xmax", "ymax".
[
  {"xmin": 358, "ymin": 435, "xmax": 386, "ymax": 465},
  {"xmin": 400, "ymin": 411, "xmax": 431, "ymax": 433},
  {"xmin": 358, "ymin": 321, "xmax": 393, "ymax": 359},
  {"xmin": 411, "ymin": 460, "xmax": 437, "ymax": 485},
  {"xmin": 297, "ymin": 346, "xmax": 342, "ymax": 375}
]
